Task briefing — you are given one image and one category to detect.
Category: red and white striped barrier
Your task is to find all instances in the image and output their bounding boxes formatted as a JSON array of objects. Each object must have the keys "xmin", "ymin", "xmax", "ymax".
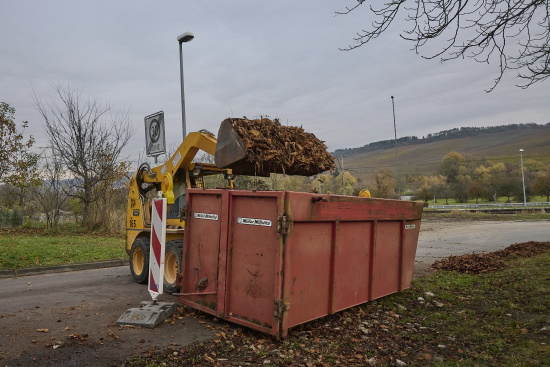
[{"xmin": 148, "ymin": 198, "xmax": 167, "ymax": 301}]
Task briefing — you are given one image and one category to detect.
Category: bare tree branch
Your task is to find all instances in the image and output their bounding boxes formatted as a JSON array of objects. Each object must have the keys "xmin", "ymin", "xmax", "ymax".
[
  {"xmin": 33, "ymin": 83, "xmax": 134, "ymax": 228},
  {"xmin": 337, "ymin": 0, "xmax": 550, "ymax": 91}
]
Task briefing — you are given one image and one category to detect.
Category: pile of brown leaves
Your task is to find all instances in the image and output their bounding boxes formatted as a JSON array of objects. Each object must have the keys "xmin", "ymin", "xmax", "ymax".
[
  {"xmin": 431, "ymin": 241, "xmax": 550, "ymax": 274},
  {"xmin": 225, "ymin": 117, "xmax": 334, "ymax": 176}
]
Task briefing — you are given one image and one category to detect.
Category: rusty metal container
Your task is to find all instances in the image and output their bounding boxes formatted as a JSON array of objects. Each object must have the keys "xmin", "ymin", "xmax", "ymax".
[{"xmin": 177, "ymin": 189, "xmax": 424, "ymax": 337}]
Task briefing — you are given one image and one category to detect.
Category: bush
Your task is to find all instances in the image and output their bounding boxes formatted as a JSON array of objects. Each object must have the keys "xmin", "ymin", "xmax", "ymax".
[{"xmin": 0, "ymin": 207, "xmax": 24, "ymax": 227}]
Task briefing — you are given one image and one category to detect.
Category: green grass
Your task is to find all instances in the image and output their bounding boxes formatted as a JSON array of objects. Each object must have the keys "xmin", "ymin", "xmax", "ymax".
[
  {"xmin": 422, "ymin": 210, "xmax": 550, "ymax": 221},
  {"xmin": 0, "ymin": 233, "xmax": 126, "ymax": 269},
  {"xmin": 388, "ymin": 253, "xmax": 550, "ymax": 366},
  {"xmin": 429, "ymin": 195, "xmax": 549, "ymax": 205}
]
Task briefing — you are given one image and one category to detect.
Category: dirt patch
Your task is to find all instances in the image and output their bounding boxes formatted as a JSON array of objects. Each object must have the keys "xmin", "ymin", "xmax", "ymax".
[{"xmin": 431, "ymin": 241, "xmax": 550, "ymax": 274}]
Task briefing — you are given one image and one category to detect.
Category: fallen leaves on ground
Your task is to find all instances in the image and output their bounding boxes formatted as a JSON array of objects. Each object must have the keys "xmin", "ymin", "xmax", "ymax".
[
  {"xmin": 431, "ymin": 241, "xmax": 550, "ymax": 274},
  {"xmin": 67, "ymin": 333, "xmax": 88, "ymax": 341}
]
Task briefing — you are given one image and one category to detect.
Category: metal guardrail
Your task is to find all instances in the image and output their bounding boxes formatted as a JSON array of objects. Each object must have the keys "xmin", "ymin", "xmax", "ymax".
[{"xmin": 427, "ymin": 202, "xmax": 550, "ymax": 209}]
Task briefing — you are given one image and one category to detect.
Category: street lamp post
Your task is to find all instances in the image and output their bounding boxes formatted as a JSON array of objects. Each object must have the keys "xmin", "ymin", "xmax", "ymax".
[
  {"xmin": 341, "ymin": 155, "xmax": 345, "ymax": 193},
  {"xmin": 391, "ymin": 96, "xmax": 400, "ymax": 199},
  {"xmin": 519, "ymin": 148, "xmax": 527, "ymax": 206},
  {"xmin": 177, "ymin": 31, "xmax": 194, "ymax": 140}
]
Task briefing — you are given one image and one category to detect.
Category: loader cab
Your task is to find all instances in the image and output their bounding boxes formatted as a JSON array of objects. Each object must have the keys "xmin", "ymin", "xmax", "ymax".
[
  {"xmin": 127, "ymin": 161, "xmax": 234, "ymax": 291},
  {"xmin": 139, "ymin": 163, "xmax": 233, "ymax": 225},
  {"xmin": 165, "ymin": 162, "xmax": 234, "ymax": 222}
]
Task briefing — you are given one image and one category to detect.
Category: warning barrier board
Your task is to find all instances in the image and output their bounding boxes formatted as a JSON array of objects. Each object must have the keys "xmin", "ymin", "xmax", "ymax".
[{"xmin": 148, "ymin": 198, "xmax": 167, "ymax": 300}]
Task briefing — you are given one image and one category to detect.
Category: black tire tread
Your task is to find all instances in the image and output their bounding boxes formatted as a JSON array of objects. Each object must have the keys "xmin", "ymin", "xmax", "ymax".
[{"xmin": 129, "ymin": 237, "xmax": 150, "ymax": 284}]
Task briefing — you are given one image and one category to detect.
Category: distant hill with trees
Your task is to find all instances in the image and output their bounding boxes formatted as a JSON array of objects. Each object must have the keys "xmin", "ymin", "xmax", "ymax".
[
  {"xmin": 334, "ymin": 123, "xmax": 550, "ymax": 157},
  {"xmin": 335, "ymin": 123, "xmax": 550, "ymax": 181},
  {"xmin": 332, "ymin": 123, "xmax": 550, "ymax": 203}
]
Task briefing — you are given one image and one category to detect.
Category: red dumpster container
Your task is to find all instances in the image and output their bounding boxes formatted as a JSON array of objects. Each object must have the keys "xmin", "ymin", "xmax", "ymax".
[{"xmin": 177, "ymin": 189, "xmax": 424, "ymax": 337}]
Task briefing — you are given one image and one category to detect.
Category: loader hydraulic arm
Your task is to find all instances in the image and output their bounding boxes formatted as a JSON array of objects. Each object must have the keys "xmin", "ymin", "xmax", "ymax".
[{"xmin": 141, "ymin": 131, "xmax": 218, "ymax": 184}]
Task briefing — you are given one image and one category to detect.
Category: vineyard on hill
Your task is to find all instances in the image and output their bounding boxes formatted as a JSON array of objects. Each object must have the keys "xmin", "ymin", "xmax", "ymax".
[{"xmin": 337, "ymin": 124, "xmax": 550, "ymax": 181}]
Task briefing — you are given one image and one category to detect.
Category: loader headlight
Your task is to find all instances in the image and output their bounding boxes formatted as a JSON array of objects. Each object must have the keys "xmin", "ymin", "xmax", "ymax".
[{"xmin": 191, "ymin": 164, "xmax": 203, "ymax": 177}]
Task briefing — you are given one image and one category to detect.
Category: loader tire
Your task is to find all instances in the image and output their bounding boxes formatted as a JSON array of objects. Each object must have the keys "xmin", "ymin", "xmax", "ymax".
[
  {"xmin": 164, "ymin": 239, "xmax": 183, "ymax": 294},
  {"xmin": 130, "ymin": 237, "xmax": 150, "ymax": 284}
]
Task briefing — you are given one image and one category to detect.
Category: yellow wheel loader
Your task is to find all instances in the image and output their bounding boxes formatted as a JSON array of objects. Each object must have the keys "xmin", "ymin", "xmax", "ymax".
[
  {"xmin": 126, "ymin": 130, "xmax": 234, "ymax": 293},
  {"xmin": 126, "ymin": 118, "xmax": 334, "ymax": 293}
]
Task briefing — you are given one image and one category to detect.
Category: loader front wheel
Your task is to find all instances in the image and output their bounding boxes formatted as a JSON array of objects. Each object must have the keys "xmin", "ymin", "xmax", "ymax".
[
  {"xmin": 130, "ymin": 237, "xmax": 150, "ymax": 284},
  {"xmin": 164, "ymin": 239, "xmax": 183, "ymax": 294}
]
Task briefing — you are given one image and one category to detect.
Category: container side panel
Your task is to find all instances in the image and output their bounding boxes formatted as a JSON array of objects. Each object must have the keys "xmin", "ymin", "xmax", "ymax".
[
  {"xmin": 333, "ymin": 221, "xmax": 372, "ymax": 312},
  {"xmin": 286, "ymin": 222, "xmax": 332, "ymax": 328},
  {"xmin": 285, "ymin": 191, "xmax": 424, "ymax": 222},
  {"xmin": 371, "ymin": 221, "xmax": 401, "ymax": 300},
  {"xmin": 227, "ymin": 195, "xmax": 280, "ymax": 328},
  {"xmin": 181, "ymin": 192, "xmax": 223, "ymax": 308},
  {"xmin": 401, "ymin": 220, "xmax": 421, "ymax": 289}
]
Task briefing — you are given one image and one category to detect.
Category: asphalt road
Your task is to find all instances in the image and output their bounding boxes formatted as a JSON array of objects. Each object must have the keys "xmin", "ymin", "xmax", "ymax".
[
  {"xmin": 0, "ymin": 219, "xmax": 548, "ymax": 366},
  {"xmin": 0, "ymin": 267, "xmax": 215, "ymax": 366},
  {"xmin": 414, "ymin": 219, "xmax": 550, "ymax": 275}
]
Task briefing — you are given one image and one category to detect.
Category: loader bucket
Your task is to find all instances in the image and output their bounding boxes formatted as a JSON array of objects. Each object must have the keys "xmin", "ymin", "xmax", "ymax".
[
  {"xmin": 214, "ymin": 119, "xmax": 262, "ymax": 176},
  {"xmin": 215, "ymin": 118, "xmax": 335, "ymax": 177}
]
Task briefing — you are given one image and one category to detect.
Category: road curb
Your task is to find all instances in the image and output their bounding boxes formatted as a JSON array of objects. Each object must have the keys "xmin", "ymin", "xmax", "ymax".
[{"xmin": 0, "ymin": 258, "xmax": 130, "ymax": 279}]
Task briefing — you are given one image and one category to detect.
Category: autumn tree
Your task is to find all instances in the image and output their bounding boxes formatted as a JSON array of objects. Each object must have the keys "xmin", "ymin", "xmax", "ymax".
[
  {"xmin": 439, "ymin": 152, "xmax": 467, "ymax": 183},
  {"xmin": 319, "ymin": 171, "xmax": 359, "ymax": 195},
  {"xmin": 7, "ymin": 150, "xmax": 41, "ymax": 207},
  {"xmin": 270, "ymin": 174, "xmax": 310, "ymax": 192},
  {"xmin": 32, "ymin": 152, "xmax": 69, "ymax": 230},
  {"xmin": 487, "ymin": 163, "xmax": 522, "ymax": 202},
  {"xmin": 413, "ymin": 175, "xmax": 446, "ymax": 202},
  {"xmin": 468, "ymin": 180, "xmax": 487, "ymax": 204},
  {"xmin": 452, "ymin": 174, "xmax": 472, "ymax": 203},
  {"xmin": 0, "ymin": 102, "xmax": 36, "ymax": 185},
  {"xmin": 34, "ymin": 84, "xmax": 133, "ymax": 229},
  {"xmin": 371, "ymin": 168, "xmax": 397, "ymax": 198},
  {"xmin": 532, "ymin": 165, "xmax": 550, "ymax": 201},
  {"xmin": 0, "ymin": 184, "xmax": 19, "ymax": 209},
  {"xmin": 337, "ymin": 0, "xmax": 550, "ymax": 91}
]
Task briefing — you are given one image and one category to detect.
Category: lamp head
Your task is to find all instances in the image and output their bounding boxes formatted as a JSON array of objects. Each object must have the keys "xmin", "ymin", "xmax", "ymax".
[
  {"xmin": 178, "ymin": 32, "xmax": 194, "ymax": 43},
  {"xmin": 519, "ymin": 149, "xmax": 524, "ymax": 152}
]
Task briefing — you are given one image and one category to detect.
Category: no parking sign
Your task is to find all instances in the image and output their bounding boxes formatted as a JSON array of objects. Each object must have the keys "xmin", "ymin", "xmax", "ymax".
[{"xmin": 144, "ymin": 111, "xmax": 166, "ymax": 157}]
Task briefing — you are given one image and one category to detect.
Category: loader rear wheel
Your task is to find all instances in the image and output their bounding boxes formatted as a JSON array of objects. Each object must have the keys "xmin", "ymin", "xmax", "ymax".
[
  {"xmin": 130, "ymin": 237, "xmax": 150, "ymax": 284},
  {"xmin": 164, "ymin": 239, "xmax": 183, "ymax": 294}
]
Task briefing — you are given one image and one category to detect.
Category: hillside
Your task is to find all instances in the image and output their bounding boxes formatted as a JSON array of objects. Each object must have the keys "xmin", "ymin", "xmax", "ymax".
[{"xmin": 337, "ymin": 124, "xmax": 550, "ymax": 183}]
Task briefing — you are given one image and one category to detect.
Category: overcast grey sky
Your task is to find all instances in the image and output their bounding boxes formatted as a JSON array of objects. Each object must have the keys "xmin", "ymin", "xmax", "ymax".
[{"xmin": 2, "ymin": 0, "xmax": 549, "ymax": 164}]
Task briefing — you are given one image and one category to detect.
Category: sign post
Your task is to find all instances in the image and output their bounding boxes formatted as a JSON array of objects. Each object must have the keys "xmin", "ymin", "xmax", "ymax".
[
  {"xmin": 148, "ymin": 198, "xmax": 167, "ymax": 302},
  {"xmin": 144, "ymin": 111, "xmax": 166, "ymax": 164}
]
